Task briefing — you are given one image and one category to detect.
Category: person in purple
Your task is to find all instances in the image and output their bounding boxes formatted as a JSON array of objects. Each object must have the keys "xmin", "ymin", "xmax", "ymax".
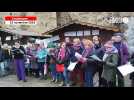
[
  {"xmin": 11, "ymin": 41, "xmax": 27, "ymax": 82},
  {"xmin": 113, "ymin": 33, "xmax": 129, "ymax": 87}
]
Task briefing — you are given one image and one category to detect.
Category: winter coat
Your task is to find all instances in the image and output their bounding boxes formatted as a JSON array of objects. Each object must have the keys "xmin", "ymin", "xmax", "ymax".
[
  {"xmin": 102, "ymin": 53, "xmax": 118, "ymax": 82},
  {"xmin": 3, "ymin": 49, "xmax": 11, "ymax": 60},
  {"xmin": 114, "ymin": 42, "xmax": 129, "ymax": 65},
  {"xmin": 81, "ymin": 47, "xmax": 97, "ymax": 74},
  {"xmin": 11, "ymin": 46, "xmax": 26, "ymax": 59},
  {"xmin": 36, "ymin": 48, "xmax": 48, "ymax": 63},
  {"xmin": 55, "ymin": 47, "xmax": 70, "ymax": 67},
  {"xmin": 94, "ymin": 43, "xmax": 105, "ymax": 60},
  {"xmin": 0, "ymin": 48, "xmax": 5, "ymax": 62}
]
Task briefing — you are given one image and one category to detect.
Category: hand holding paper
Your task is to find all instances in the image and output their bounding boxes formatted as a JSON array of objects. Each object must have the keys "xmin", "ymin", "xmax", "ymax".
[
  {"xmin": 117, "ymin": 62, "xmax": 134, "ymax": 76},
  {"xmin": 75, "ymin": 52, "xmax": 82, "ymax": 59},
  {"xmin": 90, "ymin": 55, "xmax": 102, "ymax": 62},
  {"xmin": 67, "ymin": 62, "xmax": 78, "ymax": 71}
]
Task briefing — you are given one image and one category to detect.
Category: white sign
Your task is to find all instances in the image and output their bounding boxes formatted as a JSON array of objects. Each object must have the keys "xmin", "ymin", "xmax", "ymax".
[
  {"xmin": 92, "ymin": 30, "xmax": 99, "ymax": 35},
  {"xmin": 64, "ymin": 31, "xmax": 77, "ymax": 36},
  {"xmin": 75, "ymin": 52, "xmax": 82, "ymax": 59},
  {"xmin": 118, "ymin": 62, "xmax": 134, "ymax": 76},
  {"xmin": 90, "ymin": 55, "xmax": 102, "ymax": 62},
  {"xmin": 84, "ymin": 30, "xmax": 91, "ymax": 36},
  {"xmin": 67, "ymin": 62, "xmax": 78, "ymax": 71},
  {"xmin": 77, "ymin": 31, "xmax": 83, "ymax": 36},
  {"xmin": 35, "ymin": 39, "xmax": 41, "ymax": 44},
  {"xmin": 6, "ymin": 36, "xmax": 11, "ymax": 40}
]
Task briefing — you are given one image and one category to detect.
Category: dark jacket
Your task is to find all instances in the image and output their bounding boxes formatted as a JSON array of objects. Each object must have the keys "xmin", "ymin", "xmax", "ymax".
[
  {"xmin": 94, "ymin": 43, "xmax": 105, "ymax": 60},
  {"xmin": 11, "ymin": 46, "xmax": 26, "ymax": 59},
  {"xmin": 81, "ymin": 48, "xmax": 97, "ymax": 74},
  {"xmin": 0, "ymin": 48, "xmax": 5, "ymax": 62},
  {"xmin": 3, "ymin": 49, "xmax": 11, "ymax": 60}
]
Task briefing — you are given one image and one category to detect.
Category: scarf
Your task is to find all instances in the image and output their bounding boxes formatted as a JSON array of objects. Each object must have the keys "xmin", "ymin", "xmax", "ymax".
[
  {"xmin": 105, "ymin": 46, "xmax": 118, "ymax": 54},
  {"xmin": 58, "ymin": 48, "xmax": 65, "ymax": 61},
  {"xmin": 103, "ymin": 46, "xmax": 118, "ymax": 61},
  {"xmin": 73, "ymin": 44, "xmax": 81, "ymax": 51},
  {"xmin": 82, "ymin": 47, "xmax": 93, "ymax": 58}
]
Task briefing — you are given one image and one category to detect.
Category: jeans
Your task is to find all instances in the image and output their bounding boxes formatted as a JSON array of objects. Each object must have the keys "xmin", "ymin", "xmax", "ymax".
[
  {"xmin": 56, "ymin": 72, "xmax": 64, "ymax": 81},
  {"xmin": 50, "ymin": 64, "xmax": 56, "ymax": 80},
  {"xmin": 84, "ymin": 69, "xmax": 93, "ymax": 87},
  {"xmin": 63, "ymin": 66, "xmax": 70, "ymax": 85},
  {"xmin": 0, "ymin": 62, "xmax": 5, "ymax": 76},
  {"xmin": 37, "ymin": 62, "xmax": 45, "ymax": 77}
]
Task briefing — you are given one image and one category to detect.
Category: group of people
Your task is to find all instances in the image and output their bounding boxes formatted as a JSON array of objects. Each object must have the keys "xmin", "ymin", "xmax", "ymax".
[{"xmin": 1, "ymin": 32, "xmax": 134, "ymax": 87}]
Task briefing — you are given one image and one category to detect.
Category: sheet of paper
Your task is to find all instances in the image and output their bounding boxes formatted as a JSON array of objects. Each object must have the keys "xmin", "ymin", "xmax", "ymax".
[
  {"xmin": 90, "ymin": 55, "xmax": 102, "ymax": 62},
  {"xmin": 75, "ymin": 52, "xmax": 82, "ymax": 59},
  {"xmin": 117, "ymin": 62, "xmax": 134, "ymax": 76},
  {"xmin": 67, "ymin": 62, "xmax": 78, "ymax": 71}
]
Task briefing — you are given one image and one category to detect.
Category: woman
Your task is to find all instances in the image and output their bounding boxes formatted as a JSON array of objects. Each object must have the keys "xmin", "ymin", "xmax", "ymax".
[
  {"xmin": 92, "ymin": 36, "xmax": 105, "ymax": 86},
  {"xmin": 36, "ymin": 42, "xmax": 48, "ymax": 80},
  {"xmin": 55, "ymin": 42, "xmax": 67, "ymax": 86},
  {"xmin": 113, "ymin": 33, "xmax": 129, "ymax": 87},
  {"xmin": 47, "ymin": 43, "xmax": 57, "ymax": 83},
  {"xmin": 26, "ymin": 42, "xmax": 38, "ymax": 77},
  {"xmin": 101, "ymin": 41, "xmax": 118, "ymax": 87},
  {"xmin": 80, "ymin": 39, "xmax": 96, "ymax": 87},
  {"xmin": 11, "ymin": 42, "xmax": 27, "ymax": 82},
  {"xmin": 69, "ymin": 38, "xmax": 84, "ymax": 86}
]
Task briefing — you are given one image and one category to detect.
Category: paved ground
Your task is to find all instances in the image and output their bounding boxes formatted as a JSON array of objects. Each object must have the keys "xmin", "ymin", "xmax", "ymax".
[
  {"xmin": 0, "ymin": 74, "xmax": 132, "ymax": 87},
  {"xmin": 0, "ymin": 75, "xmax": 59, "ymax": 87}
]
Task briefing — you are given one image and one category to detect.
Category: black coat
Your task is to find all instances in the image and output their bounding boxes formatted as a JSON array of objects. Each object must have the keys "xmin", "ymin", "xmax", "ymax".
[
  {"xmin": 11, "ymin": 46, "xmax": 26, "ymax": 59},
  {"xmin": 0, "ymin": 48, "xmax": 5, "ymax": 62}
]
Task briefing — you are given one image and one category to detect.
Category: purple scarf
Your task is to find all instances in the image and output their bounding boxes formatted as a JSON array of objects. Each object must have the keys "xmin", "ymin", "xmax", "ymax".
[
  {"xmin": 73, "ymin": 44, "xmax": 81, "ymax": 50},
  {"xmin": 82, "ymin": 47, "xmax": 93, "ymax": 58},
  {"xmin": 58, "ymin": 48, "xmax": 65, "ymax": 61}
]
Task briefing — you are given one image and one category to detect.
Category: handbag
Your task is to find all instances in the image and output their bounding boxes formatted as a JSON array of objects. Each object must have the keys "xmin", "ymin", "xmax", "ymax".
[{"xmin": 56, "ymin": 64, "xmax": 64, "ymax": 72}]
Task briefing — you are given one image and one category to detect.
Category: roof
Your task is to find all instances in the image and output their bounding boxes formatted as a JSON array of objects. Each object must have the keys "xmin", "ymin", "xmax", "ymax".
[
  {"xmin": 42, "ymin": 20, "xmax": 119, "ymax": 35},
  {"xmin": 0, "ymin": 28, "xmax": 52, "ymax": 37}
]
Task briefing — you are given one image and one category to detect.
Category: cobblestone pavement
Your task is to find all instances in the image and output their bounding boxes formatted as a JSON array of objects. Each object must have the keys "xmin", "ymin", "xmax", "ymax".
[{"xmin": 0, "ymin": 74, "xmax": 132, "ymax": 87}]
